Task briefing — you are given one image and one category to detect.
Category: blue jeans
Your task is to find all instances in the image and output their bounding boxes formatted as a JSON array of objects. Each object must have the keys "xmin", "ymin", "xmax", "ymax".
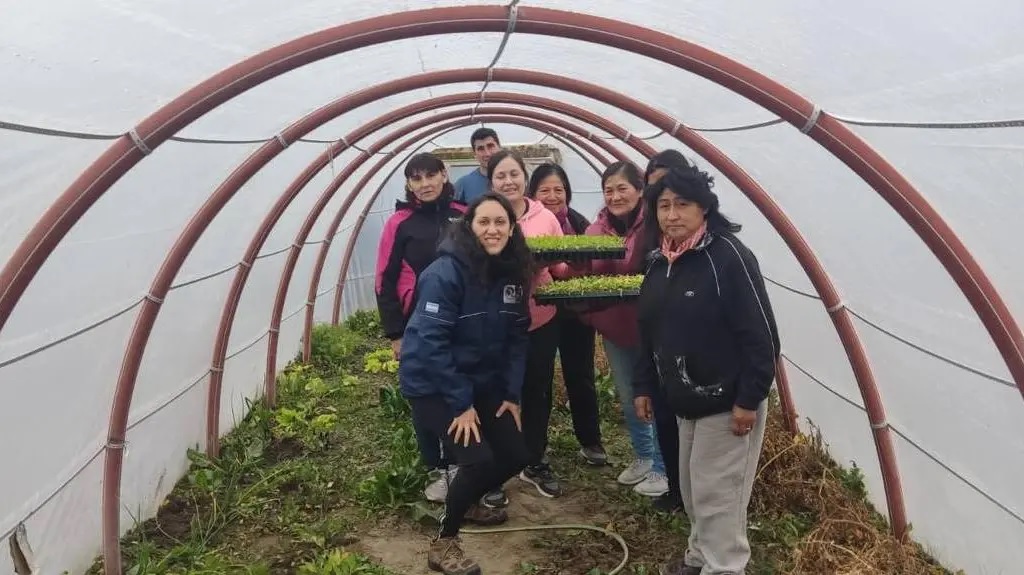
[{"xmin": 602, "ymin": 339, "xmax": 665, "ymax": 475}]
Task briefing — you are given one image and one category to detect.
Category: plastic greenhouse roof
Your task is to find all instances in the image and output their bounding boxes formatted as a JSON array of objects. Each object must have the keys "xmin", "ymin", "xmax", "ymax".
[{"xmin": 1, "ymin": 1, "xmax": 1023, "ymax": 574}]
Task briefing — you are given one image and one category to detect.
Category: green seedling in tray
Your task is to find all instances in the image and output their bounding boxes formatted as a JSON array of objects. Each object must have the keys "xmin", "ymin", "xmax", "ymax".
[
  {"xmin": 534, "ymin": 274, "xmax": 644, "ymax": 303},
  {"xmin": 527, "ymin": 235, "xmax": 626, "ymax": 262}
]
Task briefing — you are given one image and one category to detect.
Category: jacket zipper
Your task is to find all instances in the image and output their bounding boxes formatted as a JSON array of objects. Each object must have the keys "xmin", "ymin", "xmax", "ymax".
[{"xmin": 665, "ymin": 260, "xmax": 672, "ymax": 278}]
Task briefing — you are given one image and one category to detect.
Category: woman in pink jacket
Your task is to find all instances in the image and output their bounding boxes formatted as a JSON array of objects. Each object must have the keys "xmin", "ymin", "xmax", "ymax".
[
  {"xmin": 582, "ymin": 161, "xmax": 668, "ymax": 498},
  {"xmin": 488, "ymin": 149, "xmax": 570, "ymax": 499}
]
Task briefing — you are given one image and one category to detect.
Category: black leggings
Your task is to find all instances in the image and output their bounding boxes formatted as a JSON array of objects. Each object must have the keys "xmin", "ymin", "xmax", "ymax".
[
  {"xmin": 409, "ymin": 393, "xmax": 530, "ymax": 537},
  {"xmin": 555, "ymin": 309, "xmax": 602, "ymax": 448},
  {"xmin": 519, "ymin": 319, "xmax": 561, "ymax": 466}
]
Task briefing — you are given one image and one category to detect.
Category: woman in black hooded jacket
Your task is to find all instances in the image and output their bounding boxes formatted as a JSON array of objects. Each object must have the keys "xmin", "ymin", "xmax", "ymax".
[{"xmin": 632, "ymin": 164, "xmax": 779, "ymax": 575}]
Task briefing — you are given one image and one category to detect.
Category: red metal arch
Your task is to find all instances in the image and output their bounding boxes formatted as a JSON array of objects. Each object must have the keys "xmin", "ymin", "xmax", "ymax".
[
  {"xmin": 0, "ymin": 5, "xmax": 1012, "ymax": 571},
  {"xmin": 1, "ymin": 5, "xmax": 1014, "ymax": 395},
  {"xmin": 201, "ymin": 103, "xmax": 614, "ymax": 452},
  {"xmin": 254, "ymin": 68, "xmax": 907, "ymax": 541},
  {"xmin": 206, "ymin": 102, "xmax": 626, "ymax": 454},
  {"xmin": 109, "ymin": 66, "xmax": 899, "ymax": 566},
  {"xmin": 297, "ymin": 112, "xmax": 651, "ymax": 362},
  {"xmin": 260, "ymin": 104, "xmax": 647, "ymax": 405},
  {"xmin": 297, "ymin": 95, "xmax": 658, "ymax": 360}
]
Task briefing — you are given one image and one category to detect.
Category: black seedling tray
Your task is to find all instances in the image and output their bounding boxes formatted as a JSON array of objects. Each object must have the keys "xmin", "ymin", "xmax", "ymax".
[
  {"xmin": 530, "ymin": 247, "xmax": 627, "ymax": 263},
  {"xmin": 533, "ymin": 289, "xmax": 640, "ymax": 305}
]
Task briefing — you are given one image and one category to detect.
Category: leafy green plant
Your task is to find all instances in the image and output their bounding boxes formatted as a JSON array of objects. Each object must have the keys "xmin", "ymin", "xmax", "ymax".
[
  {"xmin": 344, "ymin": 308, "xmax": 384, "ymax": 340},
  {"xmin": 356, "ymin": 423, "xmax": 427, "ymax": 508},
  {"xmin": 309, "ymin": 324, "xmax": 364, "ymax": 373},
  {"xmin": 527, "ymin": 234, "xmax": 625, "ymax": 252},
  {"xmin": 297, "ymin": 549, "xmax": 396, "ymax": 575},
  {"xmin": 378, "ymin": 383, "xmax": 411, "ymax": 419},
  {"xmin": 363, "ymin": 348, "xmax": 398, "ymax": 374},
  {"xmin": 535, "ymin": 274, "xmax": 644, "ymax": 296},
  {"xmin": 272, "ymin": 364, "xmax": 341, "ymax": 450}
]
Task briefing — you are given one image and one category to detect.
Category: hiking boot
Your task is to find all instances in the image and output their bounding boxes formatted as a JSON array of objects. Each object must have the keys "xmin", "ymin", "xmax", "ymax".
[
  {"xmin": 519, "ymin": 463, "xmax": 562, "ymax": 497},
  {"xmin": 616, "ymin": 458, "xmax": 653, "ymax": 485},
  {"xmin": 424, "ymin": 466, "xmax": 457, "ymax": 503},
  {"xmin": 428, "ymin": 536, "xmax": 481, "ymax": 575},
  {"xmin": 579, "ymin": 444, "xmax": 608, "ymax": 466},
  {"xmin": 652, "ymin": 492, "xmax": 683, "ymax": 514},
  {"xmin": 464, "ymin": 503, "xmax": 508, "ymax": 526},
  {"xmin": 634, "ymin": 471, "xmax": 669, "ymax": 497},
  {"xmin": 659, "ymin": 555, "xmax": 701, "ymax": 575},
  {"xmin": 480, "ymin": 487, "xmax": 508, "ymax": 508}
]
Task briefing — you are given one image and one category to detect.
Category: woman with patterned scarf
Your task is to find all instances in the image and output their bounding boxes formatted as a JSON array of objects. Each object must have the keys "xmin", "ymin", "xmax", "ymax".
[{"xmin": 632, "ymin": 163, "xmax": 780, "ymax": 575}]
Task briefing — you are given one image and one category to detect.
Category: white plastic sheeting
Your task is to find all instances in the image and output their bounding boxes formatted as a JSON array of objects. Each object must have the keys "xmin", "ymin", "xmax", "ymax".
[{"xmin": 0, "ymin": 0, "xmax": 1022, "ymax": 573}]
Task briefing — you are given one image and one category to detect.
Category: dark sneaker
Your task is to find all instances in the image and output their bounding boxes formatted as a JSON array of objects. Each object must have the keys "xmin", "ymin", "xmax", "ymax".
[
  {"xmin": 463, "ymin": 503, "xmax": 508, "ymax": 526},
  {"xmin": 519, "ymin": 463, "xmax": 562, "ymax": 498},
  {"xmin": 659, "ymin": 555, "xmax": 701, "ymax": 575},
  {"xmin": 579, "ymin": 444, "xmax": 608, "ymax": 466},
  {"xmin": 428, "ymin": 536, "xmax": 481, "ymax": 575},
  {"xmin": 652, "ymin": 492, "xmax": 683, "ymax": 514},
  {"xmin": 479, "ymin": 487, "xmax": 508, "ymax": 508}
]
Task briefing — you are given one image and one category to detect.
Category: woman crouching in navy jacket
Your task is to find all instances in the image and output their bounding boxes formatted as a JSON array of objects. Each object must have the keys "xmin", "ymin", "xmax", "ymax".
[
  {"xmin": 632, "ymin": 164, "xmax": 779, "ymax": 575},
  {"xmin": 398, "ymin": 191, "xmax": 534, "ymax": 575}
]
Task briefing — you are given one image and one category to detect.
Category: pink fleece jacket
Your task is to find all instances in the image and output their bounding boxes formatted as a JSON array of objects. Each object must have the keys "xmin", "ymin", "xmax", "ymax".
[
  {"xmin": 518, "ymin": 197, "xmax": 570, "ymax": 331},
  {"xmin": 581, "ymin": 206, "xmax": 647, "ymax": 348}
]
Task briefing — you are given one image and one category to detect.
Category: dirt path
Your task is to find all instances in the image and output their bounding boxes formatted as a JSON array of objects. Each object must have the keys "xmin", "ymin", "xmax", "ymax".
[{"xmin": 356, "ymin": 477, "xmax": 622, "ymax": 574}]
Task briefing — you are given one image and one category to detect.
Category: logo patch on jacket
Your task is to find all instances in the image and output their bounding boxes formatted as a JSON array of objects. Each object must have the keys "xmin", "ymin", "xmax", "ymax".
[
  {"xmin": 503, "ymin": 284, "xmax": 523, "ymax": 304},
  {"xmin": 424, "ymin": 301, "xmax": 440, "ymax": 313}
]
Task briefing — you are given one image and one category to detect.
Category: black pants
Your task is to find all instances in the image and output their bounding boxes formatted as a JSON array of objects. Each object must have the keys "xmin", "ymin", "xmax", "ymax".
[
  {"xmin": 520, "ymin": 319, "xmax": 561, "ymax": 467},
  {"xmin": 554, "ymin": 309, "xmax": 602, "ymax": 448},
  {"xmin": 651, "ymin": 383, "xmax": 681, "ymax": 500},
  {"xmin": 409, "ymin": 393, "xmax": 529, "ymax": 537}
]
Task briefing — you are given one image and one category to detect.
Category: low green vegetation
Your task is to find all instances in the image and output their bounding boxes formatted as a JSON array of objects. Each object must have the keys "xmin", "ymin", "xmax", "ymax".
[
  {"xmin": 87, "ymin": 307, "xmax": 954, "ymax": 575},
  {"xmin": 526, "ymin": 234, "xmax": 625, "ymax": 252},
  {"xmin": 535, "ymin": 274, "xmax": 645, "ymax": 297}
]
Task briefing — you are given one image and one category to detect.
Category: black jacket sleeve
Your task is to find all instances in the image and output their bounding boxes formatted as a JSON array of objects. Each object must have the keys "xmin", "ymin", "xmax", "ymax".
[
  {"xmin": 719, "ymin": 237, "xmax": 780, "ymax": 410},
  {"xmin": 632, "ymin": 326, "xmax": 660, "ymax": 400}
]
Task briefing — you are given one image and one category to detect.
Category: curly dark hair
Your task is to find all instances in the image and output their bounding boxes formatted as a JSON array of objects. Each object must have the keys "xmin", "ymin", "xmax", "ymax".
[
  {"xmin": 642, "ymin": 164, "xmax": 741, "ymax": 250},
  {"xmin": 644, "ymin": 149, "xmax": 691, "ymax": 184},
  {"xmin": 446, "ymin": 191, "xmax": 534, "ymax": 291}
]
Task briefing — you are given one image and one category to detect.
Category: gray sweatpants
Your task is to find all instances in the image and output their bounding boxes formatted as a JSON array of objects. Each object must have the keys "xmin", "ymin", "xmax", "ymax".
[{"xmin": 677, "ymin": 401, "xmax": 768, "ymax": 575}]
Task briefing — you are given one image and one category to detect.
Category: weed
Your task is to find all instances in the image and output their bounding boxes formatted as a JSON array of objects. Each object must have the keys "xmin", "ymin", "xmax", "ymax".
[
  {"xmin": 362, "ymin": 348, "xmax": 398, "ymax": 374},
  {"xmin": 296, "ymin": 549, "xmax": 397, "ymax": 575},
  {"xmin": 344, "ymin": 309, "xmax": 384, "ymax": 340},
  {"xmin": 308, "ymin": 324, "xmax": 365, "ymax": 374},
  {"xmin": 92, "ymin": 312, "xmax": 955, "ymax": 575}
]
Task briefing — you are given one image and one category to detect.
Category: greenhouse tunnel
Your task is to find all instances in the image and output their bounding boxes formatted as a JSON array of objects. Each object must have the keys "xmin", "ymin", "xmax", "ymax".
[{"xmin": 1, "ymin": 2, "xmax": 1023, "ymax": 574}]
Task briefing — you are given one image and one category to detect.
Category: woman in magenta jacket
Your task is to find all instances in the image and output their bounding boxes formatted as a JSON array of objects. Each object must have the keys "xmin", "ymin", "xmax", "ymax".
[
  {"xmin": 374, "ymin": 152, "xmax": 466, "ymax": 505},
  {"xmin": 580, "ymin": 161, "xmax": 668, "ymax": 498}
]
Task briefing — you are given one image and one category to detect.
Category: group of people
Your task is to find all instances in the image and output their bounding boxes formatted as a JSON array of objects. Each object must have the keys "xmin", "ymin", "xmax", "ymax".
[{"xmin": 374, "ymin": 127, "xmax": 780, "ymax": 575}]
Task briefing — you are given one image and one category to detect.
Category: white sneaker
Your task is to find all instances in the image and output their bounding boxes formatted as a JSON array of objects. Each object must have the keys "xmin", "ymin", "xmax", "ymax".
[
  {"xmin": 633, "ymin": 471, "xmax": 669, "ymax": 497},
  {"xmin": 423, "ymin": 466, "xmax": 457, "ymax": 502},
  {"xmin": 617, "ymin": 458, "xmax": 653, "ymax": 485}
]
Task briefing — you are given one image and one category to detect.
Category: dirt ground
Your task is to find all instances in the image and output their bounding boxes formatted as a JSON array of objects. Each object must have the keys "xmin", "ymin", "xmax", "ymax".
[{"xmin": 356, "ymin": 478, "xmax": 624, "ymax": 574}]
